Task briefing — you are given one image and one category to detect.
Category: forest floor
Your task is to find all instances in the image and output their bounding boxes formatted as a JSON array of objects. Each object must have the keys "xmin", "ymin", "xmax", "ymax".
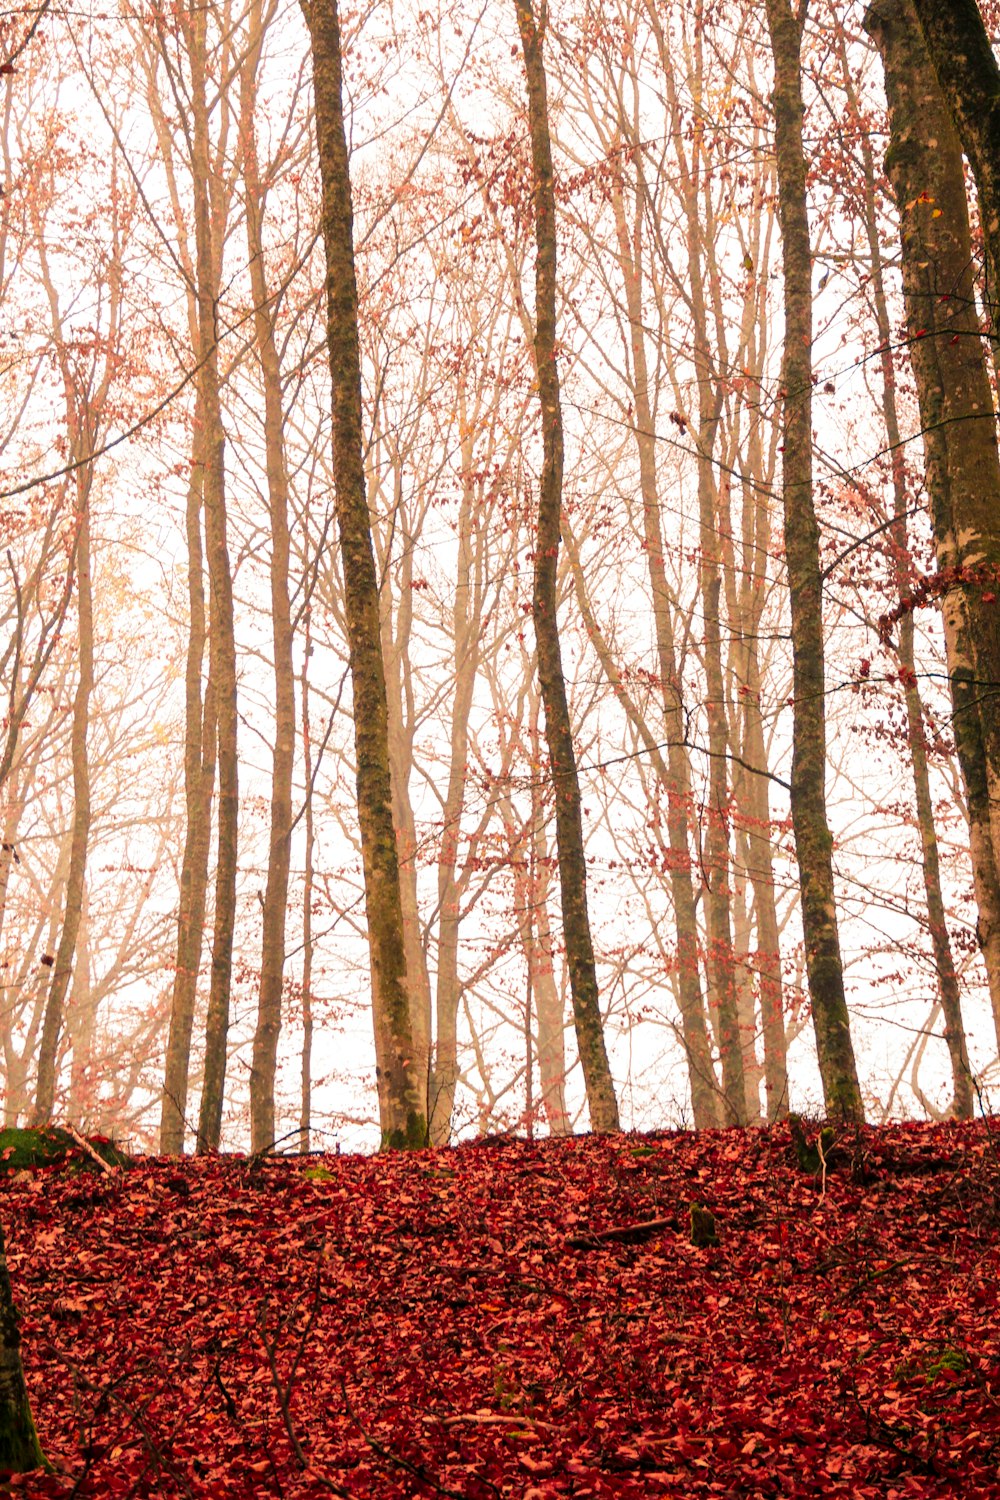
[{"xmin": 4, "ymin": 1116, "xmax": 1000, "ymax": 1498}]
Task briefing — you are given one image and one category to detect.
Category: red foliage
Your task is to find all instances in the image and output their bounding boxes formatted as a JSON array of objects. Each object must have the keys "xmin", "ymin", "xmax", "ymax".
[{"xmin": 6, "ymin": 1119, "xmax": 1000, "ymax": 1497}]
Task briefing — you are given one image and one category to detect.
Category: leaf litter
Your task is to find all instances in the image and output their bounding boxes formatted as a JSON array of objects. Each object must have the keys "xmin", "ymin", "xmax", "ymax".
[{"xmin": 5, "ymin": 1117, "xmax": 1000, "ymax": 1497}]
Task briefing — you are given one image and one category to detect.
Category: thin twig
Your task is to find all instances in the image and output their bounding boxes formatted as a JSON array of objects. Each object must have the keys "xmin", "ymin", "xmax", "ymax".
[{"xmin": 63, "ymin": 1122, "xmax": 115, "ymax": 1176}]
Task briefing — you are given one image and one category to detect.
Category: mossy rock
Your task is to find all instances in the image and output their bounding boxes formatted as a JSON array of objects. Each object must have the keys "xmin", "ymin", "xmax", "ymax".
[{"xmin": 0, "ymin": 1126, "xmax": 129, "ymax": 1174}]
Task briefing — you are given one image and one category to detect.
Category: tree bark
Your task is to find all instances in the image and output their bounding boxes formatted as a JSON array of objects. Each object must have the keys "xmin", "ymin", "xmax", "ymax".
[
  {"xmin": 32, "ymin": 496, "xmax": 93, "ymax": 1125},
  {"xmin": 866, "ymin": 0, "xmax": 1000, "ymax": 1077},
  {"xmin": 429, "ymin": 413, "xmax": 482, "ymax": 1144},
  {"xmin": 764, "ymin": 0, "xmax": 864, "ymax": 1121},
  {"xmin": 907, "ymin": 0, "xmax": 1000, "ymax": 342},
  {"xmin": 0, "ymin": 1220, "xmax": 47, "ymax": 1472},
  {"xmin": 299, "ymin": 612, "xmax": 315, "ymax": 1154},
  {"xmin": 160, "ymin": 405, "xmax": 216, "ymax": 1154},
  {"xmin": 846, "ymin": 22, "xmax": 975, "ymax": 1116},
  {"xmin": 514, "ymin": 0, "xmax": 619, "ymax": 1133},
  {"xmin": 607, "ymin": 167, "xmax": 721, "ymax": 1130},
  {"xmin": 192, "ymin": 0, "xmax": 240, "ymax": 1156},
  {"xmin": 302, "ymin": 0, "xmax": 426, "ymax": 1148},
  {"xmin": 901, "ymin": 0, "xmax": 1000, "ymax": 877},
  {"xmin": 242, "ymin": 1, "xmax": 296, "ymax": 1155}
]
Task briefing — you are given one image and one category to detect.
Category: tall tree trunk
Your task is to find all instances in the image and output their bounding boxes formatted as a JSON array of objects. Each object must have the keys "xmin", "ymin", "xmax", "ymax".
[
  {"xmin": 846, "ymin": 29, "xmax": 975, "ymax": 1115},
  {"xmin": 866, "ymin": 0, "xmax": 1000, "ymax": 1074},
  {"xmin": 192, "ymin": 0, "xmax": 239, "ymax": 1156},
  {"xmin": 67, "ymin": 882, "xmax": 95, "ymax": 1127},
  {"xmin": 608, "ymin": 175, "xmax": 721, "ymax": 1129},
  {"xmin": 514, "ymin": 0, "xmax": 618, "ymax": 1132},
  {"xmin": 727, "ymin": 444, "xmax": 788, "ymax": 1119},
  {"xmin": 242, "ymin": 4, "xmax": 296, "ymax": 1155},
  {"xmin": 525, "ymin": 785, "xmax": 570, "ymax": 1133},
  {"xmin": 383, "ymin": 546, "xmax": 434, "ymax": 1122},
  {"xmin": 302, "ymin": 0, "xmax": 426, "ymax": 1148},
  {"xmin": 160, "ymin": 408, "xmax": 216, "ymax": 1154},
  {"xmin": 429, "ymin": 418, "xmax": 481, "ymax": 1144},
  {"xmin": 903, "ymin": 0, "xmax": 1000, "ymax": 875},
  {"xmin": 908, "ymin": 0, "xmax": 1000, "ymax": 342},
  {"xmin": 764, "ymin": 0, "xmax": 864, "ymax": 1121},
  {"xmin": 299, "ymin": 612, "xmax": 315, "ymax": 1154},
  {"xmin": 690, "ymin": 305, "xmax": 745, "ymax": 1127},
  {"xmin": 32, "ymin": 498, "xmax": 93, "ymax": 1125},
  {"xmin": 0, "ymin": 1221, "xmax": 47, "ymax": 1473}
]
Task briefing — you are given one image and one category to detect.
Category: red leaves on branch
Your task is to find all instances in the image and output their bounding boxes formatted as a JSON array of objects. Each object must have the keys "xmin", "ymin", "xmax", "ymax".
[
  {"xmin": 6, "ymin": 1118, "xmax": 1000, "ymax": 1497},
  {"xmin": 878, "ymin": 561, "xmax": 1000, "ymax": 642}
]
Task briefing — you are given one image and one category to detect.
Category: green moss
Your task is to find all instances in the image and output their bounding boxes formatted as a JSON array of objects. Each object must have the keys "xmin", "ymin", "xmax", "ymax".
[
  {"xmin": 380, "ymin": 1112, "xmax": 429, "ymax": 1151},
  {"xmin": 788, "ymin": 1116, "xmax": 838, "ymax": 1175},
  {"xmin": 0, "ymin": 1390, "xmax": 51, "ymax": 1474},
  {"xmin": 689, "ymin": 1201, "xmax": 719, "ymax": 1248},
  {"xmin": 0, "ymin": 1127, "xmax": 129, "ymax": 1174},
  {"xmin": 302, "ymin": 1163, "xmax": 336, "ymax": 1183},
  {"xmin": 925, "ymin": 1347, "xmax": 968, "ymax": 1381}
]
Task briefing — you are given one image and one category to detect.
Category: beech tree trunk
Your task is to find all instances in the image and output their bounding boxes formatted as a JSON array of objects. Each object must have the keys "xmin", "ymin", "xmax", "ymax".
[
  {"xmin": 243, "ymin": 1, "xmax": 296, "ymax": 1155},
  {"xmin": 160, "ymin": 408, "xmax": 216, "ymax": 1154},
  {"xmin": 514, "ymin": 0, "xmax": 619, "ymax": 1133},
  {"xmin": 607, "ymin": 145, "xmax": 721, "ymax": 1130},
  {"xmin": 844, "ymin": 24, "xmax": 974, "ymax": 1116},
  {"xmin": 192, "ymin": 1, "xmax": 240, "ymax": 1156},
  {"xmin": 903, "ymin": 0, "xmax": 1000, "ymax": 877},
  {"xmin": 299, "ymin": 613, "xmax": 316, "ymax": 1153},
  {"xmin": 867, "ymin": 0, "xmax": 1000, "ymax": 1076},
  {"xmin": 429, "ymin": 416, "xmax": 482, "ymax": 1144},
  {"xmin": 908, "ymin": 0, "xmax": 1000, "ymax": 342},
  {"xmin": 302, "ymin": 0, "xmax": 426, "ymax": 1148},
  {"xmin": 32, "ymin": 493, "xmax": 93, "ymax": 1126},
  {"xmin": 764, "ymin": 0, "xmax": 864, "ymax": 1121}
]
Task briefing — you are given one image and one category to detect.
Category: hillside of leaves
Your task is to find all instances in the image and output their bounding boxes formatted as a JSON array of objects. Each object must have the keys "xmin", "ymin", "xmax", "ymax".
[{"xmin": 7, "ymin": 1118, "xmax": 1000, "ymax": 1498}]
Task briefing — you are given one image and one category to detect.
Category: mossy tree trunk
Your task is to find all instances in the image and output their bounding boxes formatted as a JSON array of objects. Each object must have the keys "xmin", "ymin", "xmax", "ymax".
[
  {"xmin": 904, "ymin": 0, "xmax": 1000, "ymax": 879},
  {"xmin": 908, "ymin": 0, "xmax": 1000, "ymax": 343},
  {"xmin": 866, "ymin": 0, "xmax": 1000, "ymax": 1085},
  {"xmin": 513, "ymin": 0, "xmax": 619, "ymax": 1133},
  {"xmin": 0, "ymin": 1220, "xmax": 47, "ymax": 1473},
  {"xmin": 763, "ymin": 0, "xmax": 864, "ymax": 1121},
  {"xmin": 302, "ymin": 0, "xmax": 426, "ymax": 1148},
  {"xmin": 845, "ymin": 13, "xmax": 974, "ymax": 1115}
]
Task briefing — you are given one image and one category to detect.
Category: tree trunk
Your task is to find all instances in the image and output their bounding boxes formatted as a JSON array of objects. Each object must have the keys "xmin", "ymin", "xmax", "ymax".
[
  {"xmin": 191, "ymin": 0, "xmax": 240, "ymax": 1156},
  {"xmin": 32, "ymin": 497, "xmax": 93, "ymax": 1125},
  {"xmin": 908, "ymin": 0, "xmax": 1000, "ymax": 342},
  {"xmin": 242, "ymin": 4, "xmax": 296, "ymax": 1155},
  {"xmin": 608, "ymin": 176, "xmax": 721, "ymax": 1130},
  {"xmin": 0, "ymin": 1220, "xmax": 47, "ymax": 1473},
  {"xmin": 764, "ymin": 0, "xmax": 864, "ymax": 1121},
  {"xmin": 160, "ymin": 406, "xmax": 216, "ymax": 1155},
  {"xmin": 299, "ymin": 612, "xmax": 315, "ymax": 1154},
  {"xmin": 901, "ymin": 0, "xmax": 1000, "ymax": 876},
  {"xmin": 514, "ymin": 0, "xmax": 618, "ymax": 1132},
  {"xmin": 847, "ymin": 26, "xmax": 974, "ymax": 1116},
  {"xmin": 302, "ymin": 0, "xmax": 426, "ymax": 1148},
  {"xmin": 526, "ymin": 796, "xmax": 570, "ymax": 1133},
  {"xmin": 429, "ymin": 418, "xmax": 481, "ymax": 1144},
  {"xmin": 67, "ymin": 882, "xmax": 95, "ymax": 1127},
  {"xmin": 866, "ymin": 0, "xmax": 1000, "ymax": 1072}
]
